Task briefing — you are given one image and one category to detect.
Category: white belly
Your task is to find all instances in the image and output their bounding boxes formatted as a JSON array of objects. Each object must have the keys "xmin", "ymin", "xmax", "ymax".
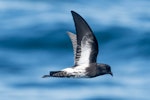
[{"xmin": 62, "ymin": 66, "xmax": 88, "ymax": 78}]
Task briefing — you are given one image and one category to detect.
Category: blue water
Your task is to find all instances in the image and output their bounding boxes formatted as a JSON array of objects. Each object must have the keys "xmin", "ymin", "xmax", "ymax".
[{"xmin": 0, "ymin": 0, "xmax": 150, "ymax": 100}]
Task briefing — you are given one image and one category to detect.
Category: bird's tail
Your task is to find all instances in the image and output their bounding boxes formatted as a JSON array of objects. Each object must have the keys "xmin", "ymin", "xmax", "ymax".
[
  {"xmin": 42, "ymin": 71, "xmax": 62, "ymax": 78},
  {"xmin": 50, "ymin": 71, "xmax": 75, "ymax": 78},
  {"xmin": 42, "ymin": 71, "xmax": 74, "ymax": 78},
  {"xmin": 50, "ymin": 71, "xmax": 68, "ymax": 77},
  {"xmin": 50, "ymin": 71, "xmax": 61, "ymax": 76}
]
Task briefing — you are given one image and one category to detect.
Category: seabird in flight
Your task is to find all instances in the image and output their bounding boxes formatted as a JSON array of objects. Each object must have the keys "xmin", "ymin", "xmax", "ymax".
[{"xmin": 42, "ymin": 11, "xmax": 113, "ymax": 78}]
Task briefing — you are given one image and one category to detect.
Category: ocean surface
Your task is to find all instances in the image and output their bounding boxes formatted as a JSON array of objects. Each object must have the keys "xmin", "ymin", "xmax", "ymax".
[{"xmin": 0, "ymin": 0, "xmax": 150, "ymax": 100}]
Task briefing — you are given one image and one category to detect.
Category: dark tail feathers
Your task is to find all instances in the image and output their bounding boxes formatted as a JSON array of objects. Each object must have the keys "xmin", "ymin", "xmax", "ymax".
[
  {"xmin": 50, "ymin": 71, "xmax": 74, "ymax": 78},
  {"xmin": 50, "ymin": 71, "xmax": 62, "ymax": 76},
  {"xmin": 43, "ymin": 71, "xmax": 74, "ymax": 78}
]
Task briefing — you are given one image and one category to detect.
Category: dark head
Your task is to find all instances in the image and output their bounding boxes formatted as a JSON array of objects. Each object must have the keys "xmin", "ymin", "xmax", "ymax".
[{"xmin": 97, "ymin": 64, "xmax": 113, "ymax": 76}]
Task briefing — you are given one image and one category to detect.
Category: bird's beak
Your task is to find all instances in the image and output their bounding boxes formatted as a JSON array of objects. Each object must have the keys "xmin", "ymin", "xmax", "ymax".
[{"xmin": 109, "ymin": 72, "xmax": 113, "ymax": 77}]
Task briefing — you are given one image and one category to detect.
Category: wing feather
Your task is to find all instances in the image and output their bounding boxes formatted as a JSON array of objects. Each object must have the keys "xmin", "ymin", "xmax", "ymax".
[
  {"xmin": 67, "ymin": 32, "xmax": 77, "ymax": 64},
  {"xmin": 71, "ymin": 11, "xmax": 99, "ymax": 66}
]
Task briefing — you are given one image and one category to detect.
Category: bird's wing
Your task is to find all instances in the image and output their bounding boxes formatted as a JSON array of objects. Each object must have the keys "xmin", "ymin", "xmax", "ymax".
[
  {"xmin": 67, "ymin": 31, "xmax": 77, "ymax": 64},
  {"xmin": 71, "ymin": 11, "xmax": 99, "ymax": 66}
]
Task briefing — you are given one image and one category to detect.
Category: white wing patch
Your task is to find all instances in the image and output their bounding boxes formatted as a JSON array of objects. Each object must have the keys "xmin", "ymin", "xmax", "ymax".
[
  {"xmin": 77, "ymin": 35, "xmax": 92, "ymax": 66},
  {"xmin": 62, "ymin": 64, "xmax": 88, "ymax": 78}
]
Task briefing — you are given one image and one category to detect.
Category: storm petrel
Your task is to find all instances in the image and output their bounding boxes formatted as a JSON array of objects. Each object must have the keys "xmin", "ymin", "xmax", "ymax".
[{"xmin": 42, "ymin": 11, "xmax": 113, "ymax": 78}]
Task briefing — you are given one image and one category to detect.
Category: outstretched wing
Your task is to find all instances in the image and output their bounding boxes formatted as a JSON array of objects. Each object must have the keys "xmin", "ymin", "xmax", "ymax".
[
  {"xmin": 67, "ymin": 31, "xmax": 77, "ymax": 64},
  {"xmin": 71, "ymin": 11, "xmax": 99, "ymax": 66}
]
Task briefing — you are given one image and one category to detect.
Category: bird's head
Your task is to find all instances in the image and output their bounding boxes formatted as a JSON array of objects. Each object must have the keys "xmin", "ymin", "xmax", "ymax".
[{"xmin": 97, "ymin": 64, "xmax": 113, "ymax": 76}]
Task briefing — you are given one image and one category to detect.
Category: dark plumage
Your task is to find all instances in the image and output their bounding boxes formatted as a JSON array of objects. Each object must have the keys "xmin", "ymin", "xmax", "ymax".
[{"xmin": 42, "ymin": 11, "xmax": 113, "ymax": 78}]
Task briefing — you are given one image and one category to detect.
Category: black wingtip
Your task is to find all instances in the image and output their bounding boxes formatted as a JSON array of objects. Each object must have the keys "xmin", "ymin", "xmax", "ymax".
[
  {"xmin": 71, "ymin": 10, "xmax": 81, "ymax": 19},
  {"xmin": 71, "ymin": 10, "xmax": 75, "ymax": 14},
  {"xmin": 71, "ymin": 10, "xmax": 78, "ymax": 15},
  {"xmin": 70, "ymin": 10, "xmax": 94, "ymax": 45},
  {"xmin": 71, "ymin": 10, "xmax": 83, "ymax": 19},
  {"xmin": 71, "ymin": 10, "xmax": 74, "ymax": 13}
]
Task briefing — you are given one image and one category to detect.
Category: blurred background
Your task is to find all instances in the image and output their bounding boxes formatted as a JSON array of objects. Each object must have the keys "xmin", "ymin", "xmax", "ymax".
[{"xmin": 0, "ymin": 0, "xmax": 150, "ymax": 100}]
